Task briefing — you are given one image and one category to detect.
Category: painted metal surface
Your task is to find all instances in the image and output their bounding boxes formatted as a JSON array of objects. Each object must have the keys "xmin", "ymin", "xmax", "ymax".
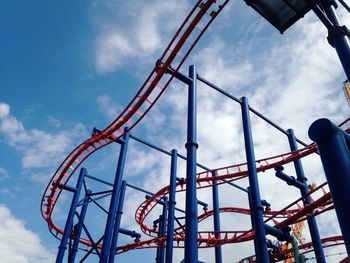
[
  {"xmin": 184, "ymin": 65, "xmax": 198, "ymax": 263},
  {"xmin": 241, "ymin": 97, "xmax": 269, "ymax": 262},
  {"xmin": 56, "ymin": 167, "xmax": 86, "ymax": 263},
  {"xmin": 309, "ymin": 118, "xmax": 350, "ymax": 256}
]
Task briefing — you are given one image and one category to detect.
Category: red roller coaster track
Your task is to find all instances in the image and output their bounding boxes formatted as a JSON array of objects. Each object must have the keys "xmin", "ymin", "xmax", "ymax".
[{"xmin": 41, "ymin": 0, "xmax": 349, "ymax": 258}]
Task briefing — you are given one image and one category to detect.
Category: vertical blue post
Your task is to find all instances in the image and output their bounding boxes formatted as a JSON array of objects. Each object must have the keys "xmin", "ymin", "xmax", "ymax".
[
  {"xmin": 211, "ymin": 171, "xmax": 222, "ymax": 263},
  {"xmin": 287, "ymin": 129, "xmax": 325, "ymax": 263},
  {"xmin": 68, "ymin": 189, "xmax": 91, "ymax": 263},
  {"xmin": 166, "ymin": 149, "xmax": 177, "ymax": 263},
  {"xmin": 240, "ymin": 97, "xmax": 269, "ymax": 263},
  {"xmin": 100, "ymin": 130, "xmax": 129, "ymax": 263},
  {"xmin": 322, "ymin": 1, "xmax": 350, "ymax": 81},
  {"xmin": 156, "ymin": 215, "xmax": 162, "ymax": 263},
  {"xmin": 309, "ymin": 118, "xmax": 350, "ymax": 256},
  {"xmin": 108, "ymin": 180, "xmax": 127, "ymax": 263},
  {"xmin": 56, "ymin": 167, "xmax": 86, "ymax": 263},
  {"xmin": 159, "ymin": 197, "xmax": 168, "ymax": 263},
  {"xmin": 184, "ymin": 65, "xmax": 198, "ymax": 263}
]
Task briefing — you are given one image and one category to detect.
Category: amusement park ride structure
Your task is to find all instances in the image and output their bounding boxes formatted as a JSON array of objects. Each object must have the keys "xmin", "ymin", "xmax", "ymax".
[{"xmin": 41, "ymin": 0, "xmax": 350, "ymax": 262}]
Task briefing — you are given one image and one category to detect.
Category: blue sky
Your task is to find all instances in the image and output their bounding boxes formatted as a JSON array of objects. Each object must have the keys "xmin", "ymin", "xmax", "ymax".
[{"xmin": 0, "ymin": 0, "xmax": 349, "ymax": 262}]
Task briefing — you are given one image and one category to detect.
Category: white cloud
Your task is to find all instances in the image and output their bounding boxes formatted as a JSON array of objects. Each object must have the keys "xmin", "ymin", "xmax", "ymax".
[
  {"xmin": 95, "ymin": 33, "xmax": 135, "ymax": 73},
  {"xmin": 96, "ymin": 94, "xmax": 122, "ymax": 120},
  {"xmin": 0, "ymin": 103, "xmax": 88, "ymax": 170},
  {"xmin": 0, "ymin": 204, "xmax": 55, "ymax": 263},
  {"xmin": 94, "ymin": 0, "xmax": 189, "ymax": 73}
]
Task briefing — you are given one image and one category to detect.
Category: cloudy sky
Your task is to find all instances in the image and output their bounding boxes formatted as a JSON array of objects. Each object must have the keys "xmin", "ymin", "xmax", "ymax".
[{"xmin": 1, "ymin": 0, "xmax": 349, "ymax": 262}]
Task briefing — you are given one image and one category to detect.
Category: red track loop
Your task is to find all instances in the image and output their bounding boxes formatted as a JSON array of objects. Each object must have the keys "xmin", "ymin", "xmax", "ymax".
[{"xmin": 134, "ymin": 119, "xmax": 349, "ymax": 250}]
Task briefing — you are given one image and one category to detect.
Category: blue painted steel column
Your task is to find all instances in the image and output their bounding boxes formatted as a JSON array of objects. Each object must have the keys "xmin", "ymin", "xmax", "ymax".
[
  {"xmin": 56, "ymin": 167, "xmax": 86, "ymax": 263},
  {"xmin": 287, "ymin": 129, "xmax": 325, "ymax": 263},
  {"xmin": 108, "ymin": 180, "xmax": 127, "ymax": 263},
  {"xmin": 156, "ymin": 215, "xmax": 162, "ymax": 263},
  {"xmin": 211, "ymin": 171, "xmax": 222, "ymax": 263},
  {"xmin": 322, "ymin": 1, "xmax": 350, "ymax": 81},
  {"xmin": 159, "ymin": 197, "xmax": 168, "ymax": 263},
  {"xmin": 166, "ymin": 149, "xmax": 177, "ymax": 263},
  {"xmin": 68, "ymin": 189, "xmax": 91, "ymax": 263},
  {"xmin": 240, "ymin": 97, "xmax": 269, "ymax": 263},
  {"xmin": 309, "ymin": 118, "xmax": 350, "ymax": 255},
  {"xmin": 100, "ymin": 130, "xmax": 129, "ymax": 263},
  {"xmin": 184, "ymin": 65, "xmax": 198, "ymax": 263}
]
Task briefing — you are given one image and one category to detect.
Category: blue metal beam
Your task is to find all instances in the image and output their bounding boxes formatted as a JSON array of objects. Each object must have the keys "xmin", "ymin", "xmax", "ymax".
[
  {"xmin": 275, "ymin": 166, "xmax": 305, "ymax": 190},
  {"xmin": 241, "ymin": 97, "xmax": 269, "ymax": 262},
  {"xmin": 108, "ymin": 180, "xmax": 127, "ymax": 263},
  {"xmin": 212, "ymin": 171, "xmax": 222, "ymax": 263},
  {"xmin": 100, "ymin": 129, "xmax": 129, "ymax": 263},
  {"xmin": 68, "ymin": 189, "xmax": 91, "ymax": 263},
  {"xmin": 287, "ymin": 129, "xmax": 325, "ymax": 263},
  {"xmin": 166, "ymin": 149, "xmax": 177, "ymax": 263},
  {"xmin": 56, "ymin": 167, "xmax": 86, "ymax": 263},
  {"xmin": 184, "ymin": 65, "xmax": 198, "ymax": 263},
  {"xmin": 309, "ymin": 118, "xmax": 350, "ymax": 256},
  {"xmin": 319, "ymin": 0, "xmax": 350, "ymax": 81}
]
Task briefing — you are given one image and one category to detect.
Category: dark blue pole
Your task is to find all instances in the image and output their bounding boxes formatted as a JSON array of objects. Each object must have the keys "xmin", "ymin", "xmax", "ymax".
[
  {"xmin": 211, "ymin": 171, "xmax": 222, "ymax": 263},
  {"xmin": 100, "ymin": 130, "xmax": 129, "ymax": 263},
  {"xmin": 241, "ymin": 97, "xmax": 269, "ymax": 263},
  {"xmin": 108, "ymin": 180, "xmax": 127, "ymax": 263},
  {"xmin": 287, "ymin": 129, "xmax": 325, "ymax": 263},
  {"xmin": 322, "ymin": 0, "xmax": 350, "ymax": 81},
  {"xmin": 56, "ymin": 167, "xmax": 86, "ymax": 263},
  {"xmin": 309, "ymin": 118, "xmax": 350, "ymax": 255},
  {"xmin": 68, "ymin": 189, "xmax": 91, "ymax": 263},
  {"xmin": 156, "ymin": 216, "xmax": 161, "ymax": 263},
  {"xmin": 166, "ymin": 149, "xmax": 177, "ymax": 263},
  {"xmin": 184, "ymin": 65, "xmax": 198, "ymax": 263},
  {"xmin": 159, "ymin": 197, "xmax": 168, "ymax": 263}
]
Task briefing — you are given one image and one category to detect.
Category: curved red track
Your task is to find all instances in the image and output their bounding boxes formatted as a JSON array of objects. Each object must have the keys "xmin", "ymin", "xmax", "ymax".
[{"xmin": 41, "ymin": 0, "xmax": 349, "ymax": 258}]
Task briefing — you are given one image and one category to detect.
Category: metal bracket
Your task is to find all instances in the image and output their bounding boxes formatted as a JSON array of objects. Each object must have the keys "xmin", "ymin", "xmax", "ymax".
[{"xmin": 328, "ymin": 25, "xmax": 350, "ymax": 47}]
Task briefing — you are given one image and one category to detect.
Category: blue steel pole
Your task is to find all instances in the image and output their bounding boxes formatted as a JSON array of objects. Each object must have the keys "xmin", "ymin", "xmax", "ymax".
[
  {"xmin": 108, "ymin": 180, "xmax": 127, "ymax": 263},
  {"xmin": 159, "ymin": 197, "xmax": 168, "ymax": 263},
  {"xmin": 322, "ymin": 0, "xmax": 350, "ymax": 81},
  {"xmin": 211, "ymin": 171, "xmax": 222, "ymax": 263},
  {"xmin": 184, "ymin": 65, "xmax": 198, "ymax": 263},
  {"xmin": 156, "ymin": 215, "xmax": 162, "ymax": 263},
  {"xmin": 68, "ymin": 189, "xmax": 91, "ymax": 263},
  {"xmin": 100, "ymin": 130, "xmax": 129, "ymax": 263},
  {"xmin": 240, "ymin": 97, "xmax": 269, "ymax": 263},
  {"xmin": 165, "ymin": 149, "xmax": 177, "ymax": 263},
  {"xmin": 309, "ymin": 118, "xmax": 350, "ymax": 255},
  {"xmin": 287, "ymin": 129, "xmax": 325, "ymax": 263},
  {"xmin": 56, "ymin": 167, "xmax": 86, "ymax": 263}
]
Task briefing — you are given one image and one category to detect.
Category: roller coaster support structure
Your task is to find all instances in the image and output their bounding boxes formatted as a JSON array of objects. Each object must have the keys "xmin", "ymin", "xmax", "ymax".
[
  {"xmin": 212, "ymin": 171, "xmax": 223, "ymax": 263},
  {"xmin": 156, "ymin": 197, "xmax": 168, "ymax": 263},
  {"xmin": 241, "ymin": 97, "xmax": 269, "ymax": 263},
  {"xmin": 311, "ymin": 0, "xmax": 350, "ymax": 81},
  {"xmin": 165, "ymin": 149, "xmax": 177, "ymax": 263},
  {"xmin": 309, "ymin": 118, "xmax": 350, "ymax": 256},
  {"xmin": 56, "ymin": 167, "xmax": 86, "ymax": 263},
  {"xmin": 287, "ymin": 129, "xmax": 326, "ymax": 263},
  {"xmin": 185, "ymin": 65, "xmax": 199, "ymax": 263},
  {"xmin": 108, "ymin": 180, "xmax": 127, "ymax": 263},
  {"xmin": 68, "ymin": 189, "xmax": 91, "ymax": 263},
  {"xmin": 100, "ymin": 129, "xmax": 129, "ymax": 263}
]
